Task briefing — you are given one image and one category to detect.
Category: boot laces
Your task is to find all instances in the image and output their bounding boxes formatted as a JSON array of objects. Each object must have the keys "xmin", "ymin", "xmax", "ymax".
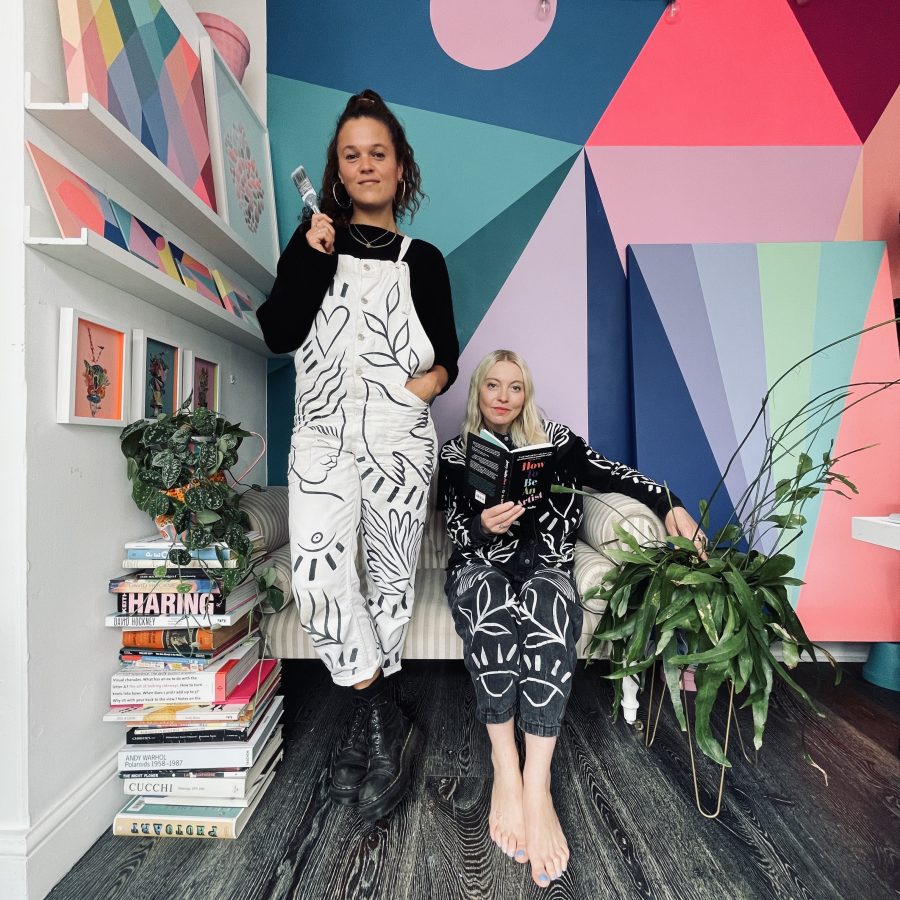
[
  {"xmin": 341, "ymin": 700, "xmax": 368, "ymax": 749},
  {"xmin": 369, "ymin": 705, "xmax": 385, "ymax": 755}
]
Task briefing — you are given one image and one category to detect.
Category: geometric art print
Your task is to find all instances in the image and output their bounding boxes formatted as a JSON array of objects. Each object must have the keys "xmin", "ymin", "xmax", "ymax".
[
  {"xmin": 27, "ymin": 142, "xmax": 128, "ymax": 250},
  {"xmin": 57, "ymin": 0, "xmax": 216, "ymax": 209}
]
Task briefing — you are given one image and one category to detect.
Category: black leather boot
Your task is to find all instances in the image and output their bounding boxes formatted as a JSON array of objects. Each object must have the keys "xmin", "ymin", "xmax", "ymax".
[
  {"xmin": 328, "ymin": 696, "xmax": 370, "ymax": 805},
  {"xmin": 356, "ymin": 694, "xmax": 423, "ymax": 823}
]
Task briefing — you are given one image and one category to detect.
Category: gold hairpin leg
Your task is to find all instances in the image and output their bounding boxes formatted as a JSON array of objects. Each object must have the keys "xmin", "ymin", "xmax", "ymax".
[
  {"xmin": 729, "ymin": 695, "xmax": 755, "ymax": 765},
  {"xmin": 684, "ymin": 680, "xmax": 734, "ymax": 819},
  {"xmin": 644, "ymin": 659, "xmax": 668, "ymax": 748}
]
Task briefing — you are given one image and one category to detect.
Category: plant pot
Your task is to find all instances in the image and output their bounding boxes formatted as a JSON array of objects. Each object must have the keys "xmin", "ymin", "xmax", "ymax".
[{"xmin": 197, "ymin": 13, "xmax": 251, "ymax": 83}]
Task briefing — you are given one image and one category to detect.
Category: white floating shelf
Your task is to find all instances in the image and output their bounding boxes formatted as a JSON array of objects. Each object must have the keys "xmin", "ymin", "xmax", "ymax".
[
  {"xmin": 852, "ymin": 516, "xmax": 900, "ymax": 552},
  {"xmin": 26, "ymin": 210, "xmax": 272, "ymax": 357},
  {"xmin": 25, "ymin": 72, "xmax": 276, "ymax": 293}
]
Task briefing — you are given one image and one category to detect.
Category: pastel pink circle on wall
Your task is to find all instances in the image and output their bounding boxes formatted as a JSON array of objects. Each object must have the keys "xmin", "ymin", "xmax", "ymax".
[{"xmin": 431, "ymin": 0, "xmax": 555, "ymax": 71}]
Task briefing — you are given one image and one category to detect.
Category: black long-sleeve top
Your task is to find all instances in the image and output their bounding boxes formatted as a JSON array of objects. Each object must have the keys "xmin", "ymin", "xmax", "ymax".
[
  {"xmin": 440, "ymin": 421, "xmax": 683, "ymax": 576},
  {"xmin": 258, "ymin": 223, "xmax": 459, "ymax": 390}
]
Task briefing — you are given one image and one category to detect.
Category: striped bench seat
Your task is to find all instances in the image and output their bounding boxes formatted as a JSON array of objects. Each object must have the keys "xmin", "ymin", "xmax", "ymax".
[{"xmin": 241, "ymin": 486, "xmax": 666, "ymax": 721}]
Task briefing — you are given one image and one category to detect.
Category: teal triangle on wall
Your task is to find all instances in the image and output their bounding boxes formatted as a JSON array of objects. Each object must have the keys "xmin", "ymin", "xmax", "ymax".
[
  {"xmin": 267, "ymin": 76, "xmax": 581, "ymax": 255},
  {"xmin": 447, "ymin": 152, "xmax": 580, "ymax": 351}
]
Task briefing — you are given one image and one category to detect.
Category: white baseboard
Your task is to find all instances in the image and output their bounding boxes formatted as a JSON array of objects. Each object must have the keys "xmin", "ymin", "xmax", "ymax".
[
  {"xmin": 807, "ymin": 641, "xmax": 871, "ymax": 664},
  {"xmin": 0, "ymin": 751, "xmax": 120, "ymax": 900}
]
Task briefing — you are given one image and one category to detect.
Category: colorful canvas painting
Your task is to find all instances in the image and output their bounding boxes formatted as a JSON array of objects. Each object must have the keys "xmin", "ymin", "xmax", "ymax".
[
  {"xmin": 27, "ymin": 142, "xmax": 127, "ymax": 250},
  {"xmin": 211, "ymin": 268, "xmax": 260, "ymax": 331},
  {"xmin": 191, "ymin": 355, "xmax": 219, "ymax": 410},
  {"xmin": 201, "ymin": 39, "xmax": 278, "ymax": 268},
  {"xmin": 109, "ymin": 200, "xmax": 182, "ymax": 283},
  {"xmin": 132, "ymin": 330, "xmax": 181, "ymax": 418},
  {"xmin": 171, "ymin": 247, "xmax": 224, "ymax": 306},
  {"xmin": 58, "ymin": 308, "xmax": 129, "ymax": 427},
  {"xmin": 57, "ymin": 0, "xmax": 217, "ymax": 210}
]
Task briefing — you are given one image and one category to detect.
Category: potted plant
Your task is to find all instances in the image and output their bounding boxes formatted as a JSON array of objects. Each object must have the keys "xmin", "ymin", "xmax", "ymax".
[
  {"xmin": 560, "ymin": 321, "xmax": 898, "ymax": 815},
  {"xmin": 119, "ymin": 398, "xmax": 284, "ymax": 610}
]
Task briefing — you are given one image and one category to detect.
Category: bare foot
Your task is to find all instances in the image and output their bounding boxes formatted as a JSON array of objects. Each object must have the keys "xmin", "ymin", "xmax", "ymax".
[
  {"xmin": 522, "ymin": 778, "xmax": 569, "ymax": 887},
  {"xmin": 489, "ymin": 753, "xmax": 528, "ymax": 863}
]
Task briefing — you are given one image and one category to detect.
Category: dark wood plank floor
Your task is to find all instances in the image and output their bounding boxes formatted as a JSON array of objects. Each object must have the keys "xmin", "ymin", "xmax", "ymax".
[{"xmin": 50, "ymin": 661, "xmax": 900, "ymax": 900}]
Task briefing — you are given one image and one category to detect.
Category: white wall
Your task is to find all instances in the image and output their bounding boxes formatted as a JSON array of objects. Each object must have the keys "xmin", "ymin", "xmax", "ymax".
[
  {"xmin": 0, "ymin": 0, "xmax": 30, "ymax": 896},
  {"xmin": 1, "ymin": 2, "xmax": 269, "ymax": 897}
]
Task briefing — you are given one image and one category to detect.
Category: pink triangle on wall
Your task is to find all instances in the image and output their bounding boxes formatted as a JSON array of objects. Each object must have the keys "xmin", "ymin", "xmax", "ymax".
[{"xmin": 588, "ymin": 0, "xmax": 859, "ymax": 147}]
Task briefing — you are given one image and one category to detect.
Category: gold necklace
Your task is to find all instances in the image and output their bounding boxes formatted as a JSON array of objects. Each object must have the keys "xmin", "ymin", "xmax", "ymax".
[{"xmin": 348, "ymin": 223, "xmax": 398, "ymax": 249}]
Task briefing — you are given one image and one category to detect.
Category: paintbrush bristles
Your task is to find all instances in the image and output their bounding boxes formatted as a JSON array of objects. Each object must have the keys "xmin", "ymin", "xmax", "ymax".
[{"xmin": 291, "ymin": 165, "xmax": 320, "ymax": 214}]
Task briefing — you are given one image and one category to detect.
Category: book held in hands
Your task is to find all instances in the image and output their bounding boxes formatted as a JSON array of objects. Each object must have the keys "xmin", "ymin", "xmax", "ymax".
[{"xmin": 464, "ymin": 430, "xmax": 555, "ymax": 508}]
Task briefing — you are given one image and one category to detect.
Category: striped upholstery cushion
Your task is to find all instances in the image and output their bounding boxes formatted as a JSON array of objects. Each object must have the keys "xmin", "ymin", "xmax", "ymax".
[
  {"xmin": 260, "ymin": 566, "xmax": 465, "ymax": 660},
  {"xmin": 573, "ymin": 540, "xmax": 613, "ymax": 615},
  {"xmin": 579, "ymin": 490, "xmax": 666, "ymax": 559},
  {"xmin": 418, "ymin": 509, "xmax": 450, "ymax": 569},
  {"xmin": 256, "ymin": 543, "xmax": 292, "ymax": 614},
  {"xmin": 240, "ymin": 486, "xmax": 289, "ymax": 553}
]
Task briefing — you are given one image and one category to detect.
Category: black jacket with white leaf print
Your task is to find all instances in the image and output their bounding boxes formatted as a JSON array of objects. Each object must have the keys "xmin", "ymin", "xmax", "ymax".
[{"xmin": 439, "ymin": 421, "xmax": 682, "ymax": 576}]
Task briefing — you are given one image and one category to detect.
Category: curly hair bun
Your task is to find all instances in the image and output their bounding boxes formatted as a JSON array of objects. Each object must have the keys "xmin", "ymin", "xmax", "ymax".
[{"xmin": 346, "ymin": 89, "xmax": 386, "ymax": 113}]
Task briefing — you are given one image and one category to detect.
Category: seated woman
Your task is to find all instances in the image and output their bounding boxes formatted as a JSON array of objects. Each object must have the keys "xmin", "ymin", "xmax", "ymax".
[{"xmin": 439, "ymin": 350, "xmax": 704, "ymax": 888}]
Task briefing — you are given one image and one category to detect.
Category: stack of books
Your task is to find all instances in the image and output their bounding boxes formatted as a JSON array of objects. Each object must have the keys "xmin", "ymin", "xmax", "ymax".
[{"xmin": 103, "ymin": 538, "xmax": 284, "ymax": 839}]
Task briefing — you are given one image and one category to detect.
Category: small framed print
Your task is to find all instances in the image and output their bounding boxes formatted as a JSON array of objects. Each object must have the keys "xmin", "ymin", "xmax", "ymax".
[
  {"xmin": 132, "ymin": 330, "xmax": 183, "ymax": 419},
  {"xmin": 57, "ymin": 307, "xmax": 129, "ymax": 426},
  {"xmin": 184, "ymin": 351, "xmax": 220, "ymax": 411}
]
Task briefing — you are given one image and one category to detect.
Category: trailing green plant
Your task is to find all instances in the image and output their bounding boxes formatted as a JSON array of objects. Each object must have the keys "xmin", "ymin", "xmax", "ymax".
[
  {"xmin": 559, "ymin": 318, "xmax": 899, "ymax": 770},
  {"xmin": 119, "ymin": 398, "xmax": 285, "ymax": 611}
]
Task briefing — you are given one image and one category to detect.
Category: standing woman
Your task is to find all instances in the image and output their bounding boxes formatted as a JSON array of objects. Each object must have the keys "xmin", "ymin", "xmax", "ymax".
[
  {"xmin": 440, "ymin": 350, "xmax": 703, "ymax": 887},
  {"xmin": 258, "ymin": 90, "xmax": 459, "ymax": 822}
]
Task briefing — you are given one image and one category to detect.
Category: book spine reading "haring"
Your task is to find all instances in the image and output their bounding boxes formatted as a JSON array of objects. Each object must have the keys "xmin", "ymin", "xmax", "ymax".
[{"xmin": 115, "ymin": 593, "xmax": 224, "ymax": 616}]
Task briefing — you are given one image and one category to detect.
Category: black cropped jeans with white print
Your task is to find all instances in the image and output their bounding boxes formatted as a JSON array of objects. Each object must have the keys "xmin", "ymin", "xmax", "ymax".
[{"xmin": 445, "ymin": 557, "xmax": 583, "ymax": 738}]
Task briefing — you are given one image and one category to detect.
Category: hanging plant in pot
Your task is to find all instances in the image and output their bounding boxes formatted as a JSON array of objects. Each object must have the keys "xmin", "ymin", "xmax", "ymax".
[
  {"xmin": 119, "ymin": 398, "xmax": 284, "ymax": 609},
  {"xmin": 558, "ymin": 320, "xmax": 899, "ymax": 816}
]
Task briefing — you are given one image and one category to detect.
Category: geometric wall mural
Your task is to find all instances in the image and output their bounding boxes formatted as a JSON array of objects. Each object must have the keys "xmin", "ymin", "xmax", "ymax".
[
  {"xmin": 265, "ymin": 1, "xmax": 900, "ymax": 640},
  {"xmin": 266, "ymin": 0, "xmax": 663, "ymax": 144},
  {"xmin": 629, "ymin": 242, "xmax": 899, "ymax": 641},
  {"xmin": 432, "ymin": 153, "xmax": 590, "ymax": 446}
]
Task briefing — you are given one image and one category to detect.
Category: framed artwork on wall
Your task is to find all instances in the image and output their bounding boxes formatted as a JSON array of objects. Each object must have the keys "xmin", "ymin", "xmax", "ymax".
[
  {"xmin": 200, "ymin": 37, "xmax": 278, "ymax": 270},
  {"xmin": 56, "ymin": 0, "xmax": 217, "ymax": 210},
  {"xmin": 184, "ymin": 351, "xmax": 221, "ymax": 412},
  {"xmin": 131, "ymin": 330, "xmax": 183, "ymax": 420},
  {"xmin": 57, "ymin": 307, "xmax": 129, "ymax": 427}
]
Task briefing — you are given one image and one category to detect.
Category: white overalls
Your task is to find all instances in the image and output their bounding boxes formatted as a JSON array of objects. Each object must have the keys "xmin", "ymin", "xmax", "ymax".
[{"xmin": 288, "ymin": 237, "xmax": 437, "ymax": 685}]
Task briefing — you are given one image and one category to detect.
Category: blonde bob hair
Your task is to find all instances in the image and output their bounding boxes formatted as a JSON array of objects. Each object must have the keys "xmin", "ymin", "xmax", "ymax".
[{"xmin": 461, "ymin": 350, "xmax": 548, "ymax": 447}]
